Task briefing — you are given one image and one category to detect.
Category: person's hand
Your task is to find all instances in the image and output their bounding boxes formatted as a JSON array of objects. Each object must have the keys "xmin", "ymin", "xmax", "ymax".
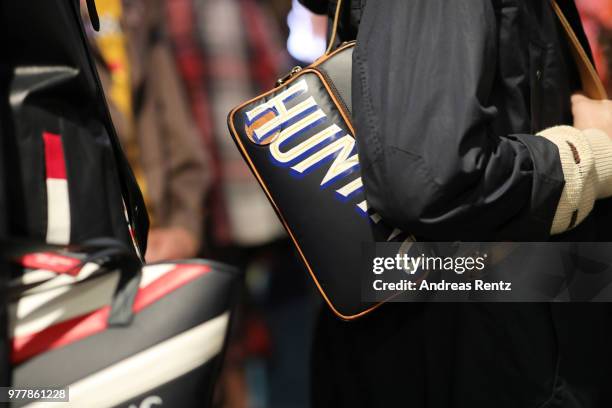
[
  {"xmin": 572, "ymin": 93, "xmax": 612, "ymax": 137},
  {"xmin": 145, "ymin": 227, "xmax": 199, "ymax": 263}
]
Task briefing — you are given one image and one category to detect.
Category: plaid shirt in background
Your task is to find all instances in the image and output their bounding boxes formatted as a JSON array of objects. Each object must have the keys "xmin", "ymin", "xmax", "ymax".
[{"xmin": 165, "ymin": 0, "xmax": 289, "ymax": 247}]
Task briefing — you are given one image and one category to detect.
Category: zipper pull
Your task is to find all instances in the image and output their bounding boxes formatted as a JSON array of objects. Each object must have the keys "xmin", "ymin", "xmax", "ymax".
[{"xmin": 276, "ymin": 66, "xmax": 302, "ymax": 86}]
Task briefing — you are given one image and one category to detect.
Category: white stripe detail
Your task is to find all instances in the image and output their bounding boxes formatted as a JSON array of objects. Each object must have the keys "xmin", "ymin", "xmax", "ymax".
[
  {"xmin": 357, "ymin": 200, "xmax": 369, "ymax": 214},
  {"xmin": 139, "ymin": 264, "xmax": 175, "ymax": 288},
  {"xmin": 10, "ymin": 270, "xmax": 56, "ymax": 287},
  {"xmin": 291, "ymin": 134, "xmax": 358, "ymax": 185},
  {"xmin": 269, "ymin": 110, "xmax": 328, "ymax": 164},
  {"xmin": 12, "ymin": 263, "xmax": 179, "ymax": 337},
  {"xmin": 387, "ymin": 228, "xmax": 402, "ymax": 241},
  {"xmin": 46, "ymin": 178, "xmax": 70, "ymax": 244},
  {"xmin": 370, "ymin": 213, "xmax": 382, "ymax": 223},
  {"xmin": 11, "ymin": 273, "xmax": 119, "ymax": 338},
  {"xmin": 24, "ymin": 312, "xmax": 230, "ymax": 408},
  {"xmin": 336, "ymin": 177, "xmax": 363, "ymax": 198},
  {"xmin": 17, "ymin": 262, "xmax": 101, "ymax": 297}
]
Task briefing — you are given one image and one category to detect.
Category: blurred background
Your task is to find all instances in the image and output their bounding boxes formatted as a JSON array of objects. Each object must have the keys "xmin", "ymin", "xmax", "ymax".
[{"xmin": 84, "ymin": 0, "xmax": 612, "ymax": 407}]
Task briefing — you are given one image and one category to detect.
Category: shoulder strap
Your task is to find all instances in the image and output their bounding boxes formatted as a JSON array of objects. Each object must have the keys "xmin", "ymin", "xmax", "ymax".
[
  {"xmin": 551, "ymin": 0, "xmax": 608, "ymax": 100},
  {"xmin": 324, "ymin": 0, "xmax": 344, "ymax": 56}
]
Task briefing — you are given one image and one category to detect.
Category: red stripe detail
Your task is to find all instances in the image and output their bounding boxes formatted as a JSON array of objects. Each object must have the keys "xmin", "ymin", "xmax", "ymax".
[
  {"xmin": 19, "ymin": 252, "xmax": 81, "ymax": 274},
  {"xmin": 12, "ymin": 306, "xmax": 111, "ymax": 364},
  {"xmin": 11, "ymin": 264, "xmax": 211, "ymax": 364},
  {"xmin": 132, "ymin": 264, "xmax": 211, "ymax": 311},
  {"xmin": 42, "ymin": 132, "xmax": 67, "ymax": 179}
]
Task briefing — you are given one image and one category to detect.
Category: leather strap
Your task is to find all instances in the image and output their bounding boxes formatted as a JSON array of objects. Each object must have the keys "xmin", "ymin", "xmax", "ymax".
[
  {"xmin": 325, "ymin": 0, "xmax": 344, "ymax": 56},
  {"xmin": 86, "ymin": 0, "xmax": 100, "ymax": 31},
  {"xmin": 551, "ymin": 0, "xmax": 608, "ymax": 100}
]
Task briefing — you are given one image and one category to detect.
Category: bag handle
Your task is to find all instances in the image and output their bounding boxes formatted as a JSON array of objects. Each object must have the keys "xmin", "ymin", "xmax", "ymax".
[
  {"xmin": 551, "ymin": 0, "xmax": 608, "ymax": 100},
  {"xmin": 3, "ymin": 237, "xmax": 142, "ymax": 327},
  {"xmin": 324, "ymin": 0, "xmax": 344, "ymax": 56},
  {"xmin": 85, "ymin": 0, "xmax": 100, "ymax": 31}
]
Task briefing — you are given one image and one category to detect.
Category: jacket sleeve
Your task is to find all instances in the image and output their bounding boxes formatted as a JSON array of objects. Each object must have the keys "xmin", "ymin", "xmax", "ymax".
[
  {"xmin": 152, "ymin": 40, "xmax": 210, "ymax": 244},
  {"xmin": 353, "ymin": 0, "xmax": 572, "ymax": 240}
]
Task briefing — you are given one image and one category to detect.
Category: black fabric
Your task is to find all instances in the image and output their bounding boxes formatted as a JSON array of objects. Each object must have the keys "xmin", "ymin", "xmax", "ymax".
[
  {"xmin": 1, "ymin": 0, "xmax": 149, "ymax": 253},
  {"xmin": 299, "ymin": 0, "xmax": 599, "ymax": 242},
  {"xmin": 0, "ymin": 198, "xmax": 9, "ymax": 385},
  {"xmin": 106, "ymin": 265, "xmax": 141, "ymax": 327},
  {"xmin": 312, "ymin": 302, "xmax": 612, "ymax": 408},
  {"xmin": 299, "ymin": 0, "xmax": 329, "ymax": 14},
  {"xmin": 0, "ymin": 50, "xmax": 11, "ymax": 387},
  {"xmin": 353, "ymin": 0, "xmax": 575, "ymax": 241},
  {"xmin": 299, "ymin": 0, "xmax": 364, "ymax": 48},
  {"xmin": 304, "ymin": 1, "xmax": 612, "ymax": 407}
]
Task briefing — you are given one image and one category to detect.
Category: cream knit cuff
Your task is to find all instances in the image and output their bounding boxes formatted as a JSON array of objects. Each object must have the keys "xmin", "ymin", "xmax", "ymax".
[
  {"xmin": 584, "ymin": 128, "xmax": 612, "ymax": 199},
  {"xmin": 538, "ymin": 126, "xmax": 612, "ymax": 235}
]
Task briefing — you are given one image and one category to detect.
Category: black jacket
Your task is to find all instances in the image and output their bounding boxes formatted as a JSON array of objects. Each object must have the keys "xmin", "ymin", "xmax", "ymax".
[
  {"xmin": 301, "ymin": 0, "xmax": 612, "ymax": 242},
  {"xmin": 302, "ymin": 3, "xmax": 612, "ymax": 407}
]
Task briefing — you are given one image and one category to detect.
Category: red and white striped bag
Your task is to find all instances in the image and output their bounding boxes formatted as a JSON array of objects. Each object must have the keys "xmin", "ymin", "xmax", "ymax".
[{"xmin": 7, "ymin": 243, "xmax": 240, "ymax": 407}]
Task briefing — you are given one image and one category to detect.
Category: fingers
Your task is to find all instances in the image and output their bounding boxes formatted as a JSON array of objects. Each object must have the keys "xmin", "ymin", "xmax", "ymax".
[{"xmin": 571, "ymin": 93, "xmax": 590, "ymax": 104}]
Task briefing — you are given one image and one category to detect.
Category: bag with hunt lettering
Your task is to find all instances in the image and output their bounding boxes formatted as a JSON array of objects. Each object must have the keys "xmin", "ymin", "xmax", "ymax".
[{"xmin": 227, "ymin": 0, "xmax": 413, "ymax": 320}]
